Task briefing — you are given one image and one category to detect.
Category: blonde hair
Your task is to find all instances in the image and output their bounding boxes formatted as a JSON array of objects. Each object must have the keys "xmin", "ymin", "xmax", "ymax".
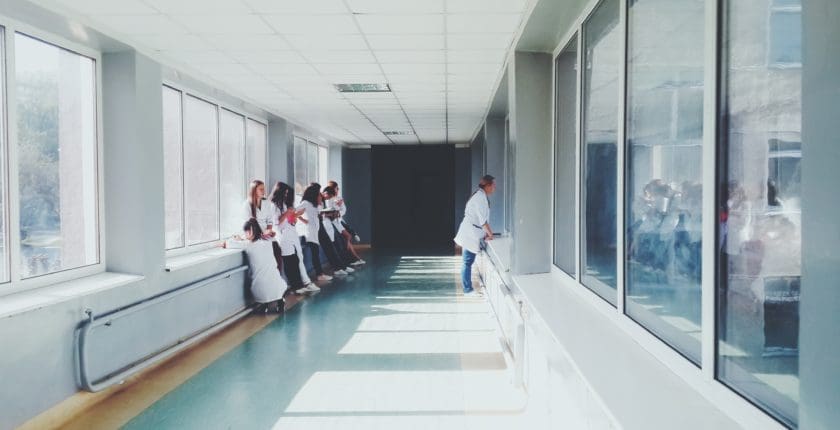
[{"xmin": 248, "ymin": 180, "xmax": 265, "ymax": 217}]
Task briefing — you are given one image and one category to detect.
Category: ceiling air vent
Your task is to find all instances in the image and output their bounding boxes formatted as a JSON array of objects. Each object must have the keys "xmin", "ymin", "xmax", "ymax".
[
  {"xmin": 334, "ymin": 83, "xmax": 391, "ymax": 93},
  {"xmin": 383, "ymin": 131, "xmax": 414, "ymax": 136}
]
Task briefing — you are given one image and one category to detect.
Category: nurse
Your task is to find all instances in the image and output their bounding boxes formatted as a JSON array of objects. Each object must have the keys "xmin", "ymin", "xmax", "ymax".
[
  {"xmin": 269, "ymin": 182, "xmax": 319, "ymax": 294},
  {"xmin": 454, "ymin": 175, "xmax": 496, "ymax": 295},
  {"xmin": 224, "ymin": 219, "xmax": 287, "ymax": 313},
  {"xmin": 297, "ymin": 184, "xmax": 332, "ymax": 282},
  {"xmin": 327, "ymin": 180, "xmax": 364, "ymax": 265},
  {"xmin": 242, "ymin": 180, "xmax": 275, "ymax": 237}
]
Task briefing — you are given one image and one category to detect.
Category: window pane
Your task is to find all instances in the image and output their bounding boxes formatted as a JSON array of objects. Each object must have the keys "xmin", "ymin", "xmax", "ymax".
[
  {"xmin": 718, "ymin": 0, "xmax": 802, "ymax": 425},
  {"xmin": 553, "ymin": 36, "xmax": 578, "ymax": 276},
  {"xmin": 318, "ymin": 145, "xmax": 328, "ymax": 186},
  {"xmin": 769, "ymin": 10, "xmax": 802, "ymax": 66},
  {"xmin": 581, "ymin": 0, "xmax": 620, "ymax": 302},
  {"xmin": 220, "ymin": 109, "xmax": 245, "ymax": 238},
  {"xmin": 162, "ymin": 86, "xmax": 183, "ymax": 249},
  {"xmin": 504, "ymin": 118, "xmax": 513, "ymax": 234},
  {"xmin": 307, "ymin": 143, "xmax": 318, "ymax": 185},
  {"xmin": 625, "ymin": 0, "xmax": 705, "ymax": 364},
  {"xmin": 294, "ymin": 136, "xmax": 307, "ymax": 195},
  {"xmin": 246, "ymin": 119, "xmax": 267, "ymax": 183},
  {"xmin": 0, "ymin": 29, "xmax": 7, "ymax": 283},
  {"xmin": 15, "ymin": 33, "xmax": 98, "ymax": 278},
  {"xmin": 183, "ymin": 95, "xmax": 219, "ymax": 246}
]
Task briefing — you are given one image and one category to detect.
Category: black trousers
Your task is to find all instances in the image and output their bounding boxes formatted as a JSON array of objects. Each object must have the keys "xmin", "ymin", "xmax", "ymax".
[
  {"xmin": 282, "ymin": 252, "xmax": 304, "ymax": 289},
  {"xmin": 318, "ymin": 224, "xmax": 346, "ymax": 270},
  {"xmin": 302, "ymin": 239, "xmax": 323, "ymax": 276}
]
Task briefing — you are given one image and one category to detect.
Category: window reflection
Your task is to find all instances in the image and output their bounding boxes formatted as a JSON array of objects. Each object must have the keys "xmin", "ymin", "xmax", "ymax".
[
  {"xmin": 581, "ymin": 0, "xmax": 621, "ymax": 302},
  {"xmin": 718, "ymin": 0, "xmax": 801, "ymax": 426},
  {"xmin": 624, "ymin": 0, "xmax": 705, "ymax": 363}
]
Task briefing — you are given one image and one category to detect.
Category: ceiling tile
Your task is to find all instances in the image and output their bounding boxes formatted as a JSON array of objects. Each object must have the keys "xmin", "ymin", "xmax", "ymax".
[
  {"xmin": 264, "ymin": 15, "xmax": 359, "ymax": 34},
  {"xmin": 144, "ymin": 0, "xmax": 252, "ymax": 14},
  {"xmin": 159, "ymin": 49, "xmax": 232, "ymax": 63},
  {"xmin": 382, "ymin": 63, "xmax": 444, "ymax": 75},
  {"xmin": 171, "ymin": 14, "xmax": 274, "ymax": 34},
  {"xmin": 203, "ymin": 34, "xmax": 291, "ymax": 50},
  {"xmin": 314, "ymin": 63, "xmax": 383, "ymax": 75},
  {"xmin": 447, "ymin": 49, "xmax": 507, "ymax": 64},
  {"xmin": 97, "ymin": 15, "xmax": 187, "ymax": 35},
  {"xmin": 285, "ymin": 34, "xmax": 369, "ymax": 50},
  {"xmin": 447, "ymin": 33, "xmax": 514, "ymax": 49},
  {"xmin": 346, "ymin": 0, "xmax": 444, "ymax": 14},
  {"xmin": 375, "ymin": 50, "xmax": 445, "ymax": 64},
  {"xmin": 251, "ymin": 63, "xmax": 318, "ymax": 75},
  {"xmin": 447, "ymin": 0, "xmax": 528, "ymax": 13},
  {"xmin": 302, "ymin": 50, "xmax": 376, "ymax": 63},
  {"xmin": 447, "ymin": 14, "xmax": 522, "ymax": 34},
  {"xmin": 243, "ymin": 0, "xmax": 348, "ymax": 14},
  {"xmin": 226, "ymin": 50, "xmax": 307, "ymax": 63},
  {"xmin": 133, "ymin": 34, "xmax": 213, "ymax": 50},
  {"xmin": 356, "ymin": 15, "xmax": 445, "ymax": 34},
  {"xmin": 366, "ymin": 34, "xmax": 445, "ymax": 50}
]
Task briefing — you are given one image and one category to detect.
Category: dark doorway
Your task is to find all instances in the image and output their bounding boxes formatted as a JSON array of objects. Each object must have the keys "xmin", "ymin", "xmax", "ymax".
[{"xmin": 372, "ymin": 145, "xmax": 456, "ymax": 251}]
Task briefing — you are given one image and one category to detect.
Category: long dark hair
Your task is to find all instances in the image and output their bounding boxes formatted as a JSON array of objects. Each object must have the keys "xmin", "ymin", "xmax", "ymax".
[
  {"xmin": 323, "ymin": 185, "xmax": 337, "ymax": 198},
  {"xmin": 302, "ymin": 184, "xmax": 321, "ymax": 206},
  {"xmin": 243, "ymin": 218, "xmax": 263, "ymax": 242},
  {"xmin": 270, "ymin": 181, "xmax": 294, "ymax": 211}
]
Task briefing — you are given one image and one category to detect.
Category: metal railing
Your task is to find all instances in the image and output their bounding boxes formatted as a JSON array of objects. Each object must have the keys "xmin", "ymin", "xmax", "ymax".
[{"xmin": 77, "ymin": 265, "xmax": 249, "ymax": 392}]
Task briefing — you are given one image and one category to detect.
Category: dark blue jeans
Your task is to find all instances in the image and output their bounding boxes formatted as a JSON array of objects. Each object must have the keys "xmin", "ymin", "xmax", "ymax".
[{"xmin": 461, "ymin": 249, "xmax": 477, "ymax": 293}]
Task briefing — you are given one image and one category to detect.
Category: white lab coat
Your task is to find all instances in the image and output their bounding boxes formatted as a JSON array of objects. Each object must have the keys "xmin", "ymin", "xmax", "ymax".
[
  {"xmin": 242, "ymin": 199, "xmax": 275, "ymax": 231},
  {"xmin": 454, "ymin": 189, "xmax": 490, "ymax": 254},
  {"xmin": 322, "ymin": 198, "xmax": 340, "ymax": 241},
  {"xmin": 272, "ymin": 202, "xmax": 312, "ymax": 284},
  {"xmin": 331, "ymin": 197, "xmax": 347, "ymax": 233},
  {"xmin": 226, "ymin": 239, "xmax": 286, "ymax": 303},
  {"xmin": 296, "ymin": 200, "xmax": 320, "ymax": 244}
]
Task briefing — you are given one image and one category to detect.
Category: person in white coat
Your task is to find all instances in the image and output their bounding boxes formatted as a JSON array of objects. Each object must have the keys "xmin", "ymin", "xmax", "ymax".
[
  {"xmin": 454, "ymin": 175, "xmax": 496, "ymax": 295},
  {"xmin": 297, "ymin": 184, "xmax": 333, "ymax": 281},
  {"xmin": 327, "ymin": 180, "xmax": 364, "ymax": 265},
  {"xmin": 225, "ymin": 219, "xmax": 286, "ymax": 313},
  {"xmin": 269, "ymin": 182, "xmax": 319, "ymax": 294},
  {"xmin": 242, "ymin": 180, "xmax": 275, "ymax": 238}
]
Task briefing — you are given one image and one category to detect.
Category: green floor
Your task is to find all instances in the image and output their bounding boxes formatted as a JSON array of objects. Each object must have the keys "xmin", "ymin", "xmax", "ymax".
[{"xmin": 123, "ymin": 252, "xmax": 522, "ymax": 429}]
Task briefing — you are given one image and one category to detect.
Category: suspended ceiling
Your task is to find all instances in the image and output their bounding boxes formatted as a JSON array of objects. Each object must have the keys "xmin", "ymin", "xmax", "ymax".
[{"xmin": 42, "ymin": 0, "xmax": 531, "ymax": 145}]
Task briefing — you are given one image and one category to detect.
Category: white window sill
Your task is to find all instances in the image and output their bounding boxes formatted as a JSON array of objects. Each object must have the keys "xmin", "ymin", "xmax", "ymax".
[
  {"xmin": 0, "ymin": 272, "xmax": 144, "ymax": 320},
  {"xmin": 508, "ymin": 271, "xmax": 748, "ymax": 430},
  {"xmin": 484, "ymin": 236, "xmax": 513, "ymax": 276},
  {"xmin": 165, "ymin": 247, "xmax": 243, "ymax": 272}
]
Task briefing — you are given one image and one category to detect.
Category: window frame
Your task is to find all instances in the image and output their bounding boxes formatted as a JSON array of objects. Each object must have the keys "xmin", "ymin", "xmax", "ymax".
[
  {"xmin": 162, "ymin": 82, "xmax": 269, "ymax": 258},
  {"xmin": 544, "ymin": 0, "xmax": 787, "ymax": 428},
  {"xmin": 292, "ymin": 134, "xmax": 329, "ymax": 196},
  {"xmin": 0, "ymin": 17, "xmax": 106, "ymax": 297}
]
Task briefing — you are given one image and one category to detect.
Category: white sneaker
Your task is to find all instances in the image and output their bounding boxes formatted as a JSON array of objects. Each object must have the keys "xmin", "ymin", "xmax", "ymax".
[
  {"xmin": 350, "ymin": 260, "xmax": 364, "ymax": 266},
  {"xmin": 353, "ymin": 234, "xmax": 361, "ymax": 243},
  {"xmin": 295, "ymin": 287, "xmax": 308, "ymax": 294},
  {"xmin": 334, "ymin": 269, "xmax": 348, "ymax": 276},
  {"xmin": 344, "ymin": 266, "xmax": 355, "ymax": 273},
  {"xmin": 317, "ymin": 274, "xmax": 333, "ymax": 281},
  {"xmin": 304, "ymin": 284, "xmax": 321, "ymax": 292}
]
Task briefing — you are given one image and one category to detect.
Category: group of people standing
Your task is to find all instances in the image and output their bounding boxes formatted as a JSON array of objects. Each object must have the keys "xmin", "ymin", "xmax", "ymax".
[{"xmin": 226, "ymin": 180, "xmax": 365, "ymax": 312}]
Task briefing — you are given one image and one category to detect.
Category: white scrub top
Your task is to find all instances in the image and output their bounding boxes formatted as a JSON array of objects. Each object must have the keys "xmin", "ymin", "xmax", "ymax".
[
  {"xmin": 296, "ymin": 200, "xmax": 320, "ymax": 244},
  {"xmin": 454, "ymin": 189, "xmax": 490, "ymax": 254},
  {"xmin": 242, "ymin": 199, "xmax": 275, "ymax": 231},
  {"xmin": 226, "ymin": 239, "xmax": 286, "ymax": 303},
  {"xmin": 273, "ymin": 202, "xmax": 299, "ymax": 256}
]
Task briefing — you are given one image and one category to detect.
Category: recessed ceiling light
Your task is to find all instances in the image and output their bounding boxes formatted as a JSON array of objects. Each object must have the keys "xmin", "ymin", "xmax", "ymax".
[
  {"xmin": 383, "ymin": 131, "xmax": 414, "ymax": 136},
  {"xmin": 334, "ymin": 83, "xmax": 391, "ymax": 93}
]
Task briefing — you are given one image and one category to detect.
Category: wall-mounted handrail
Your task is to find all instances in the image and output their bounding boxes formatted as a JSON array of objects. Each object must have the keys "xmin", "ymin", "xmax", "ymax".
[{"xmin": 77, "ymin": 265, "xmax": 249, "ymax": 392}]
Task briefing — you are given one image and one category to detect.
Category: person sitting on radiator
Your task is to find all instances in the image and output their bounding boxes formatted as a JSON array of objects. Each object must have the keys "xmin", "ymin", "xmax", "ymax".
[{"xmin": 224, "ymin": 218, "xmax": 287, "ymax": 313}]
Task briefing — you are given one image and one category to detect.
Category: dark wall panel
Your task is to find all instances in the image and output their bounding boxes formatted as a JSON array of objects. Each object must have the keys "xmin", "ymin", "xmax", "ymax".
[
  {"xmin": 372, "ymin": 145, "xmax": 456, "ymax": 250},
  {"xmin": 341, "ymin": 148, "xmax": 372, "ymax": 243}
]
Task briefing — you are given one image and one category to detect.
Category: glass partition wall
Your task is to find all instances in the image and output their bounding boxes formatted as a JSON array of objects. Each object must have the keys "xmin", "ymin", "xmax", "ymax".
[{"xmin": 551, "ymin": 0, "xmax": 804, "ymax": 426}]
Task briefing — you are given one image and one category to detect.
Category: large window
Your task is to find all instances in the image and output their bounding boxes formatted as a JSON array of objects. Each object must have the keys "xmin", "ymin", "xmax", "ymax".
[
  {"xmin": 163, "ymin": 86, "xmax": 268, "ymax": 252},
  {"xmin": 580, "ymin": 0, "xmax": 621, "ymax": 303},
  {"xmin": 220, "ymin": 109, "xmax": 246, "ymax": 238},
  {"xmin": 553, "ymin": 36, "xmax": 578, "ymax": 276},
  {"xmin": 15, "ymin": 33, "xmax": 99, "ymax": 279},
  {"xmin": 717, "ymin": 0, "xmax": 801, "ymax": 425},
  {"xmin": 293, "ymin": 136, "xmax": 329, "ymax": 196},
  {"xmin": 624, "ymin": 0, "xmax": 705, "ymax": 364},
  {"xmin": 246, "ymin": 119, "xmax": 267, "ymax": 184}
]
